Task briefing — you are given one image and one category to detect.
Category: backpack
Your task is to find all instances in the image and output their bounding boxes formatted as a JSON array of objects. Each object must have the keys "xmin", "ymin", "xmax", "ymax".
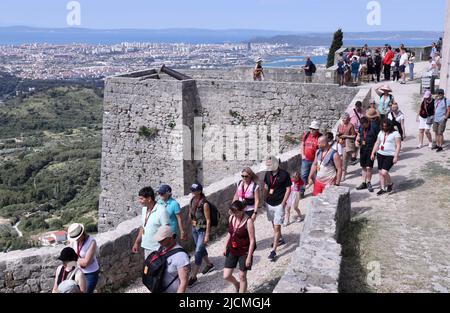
[
  {"xmin": 142, "ymin": 246, "xmax": 187, "ymax": 293},
  {"xmin": 310, "ymin": 62, "xmax": 317, "ymax": 73}
]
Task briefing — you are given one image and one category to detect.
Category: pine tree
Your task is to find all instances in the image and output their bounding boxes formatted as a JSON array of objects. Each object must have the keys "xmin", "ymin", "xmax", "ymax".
[{"xmin": 327, "ymin": 29, "xmax": 344, "ymax": 68}]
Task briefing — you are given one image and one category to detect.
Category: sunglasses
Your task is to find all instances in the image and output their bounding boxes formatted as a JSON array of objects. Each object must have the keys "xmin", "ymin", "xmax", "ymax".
[{"xmin": 241, "ymin": 175, "xmax": 249, "ymax": 178}]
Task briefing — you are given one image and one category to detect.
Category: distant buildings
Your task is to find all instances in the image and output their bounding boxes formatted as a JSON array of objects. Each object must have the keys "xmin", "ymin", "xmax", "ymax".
[{"xmin": 39, "ymin": 231, "xmax": 67, "ymax": 247}]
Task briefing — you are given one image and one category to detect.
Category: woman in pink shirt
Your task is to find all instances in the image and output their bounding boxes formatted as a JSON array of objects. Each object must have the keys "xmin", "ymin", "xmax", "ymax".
[{"xmin": 233, "ymin": 167, "xmax": 260, "ymax": 221}]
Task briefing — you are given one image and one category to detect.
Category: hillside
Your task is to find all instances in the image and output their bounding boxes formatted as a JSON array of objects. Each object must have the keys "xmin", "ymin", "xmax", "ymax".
[{"xmin": 0, "ymin": 84, "xmax": 104, "ymax": 252}]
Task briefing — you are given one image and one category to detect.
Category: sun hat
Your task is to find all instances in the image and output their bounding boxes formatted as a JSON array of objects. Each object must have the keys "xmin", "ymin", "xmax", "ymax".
[
  {"xmin": 309, "ymin": 120, "xmax": 321, "ymax": 130},
  {"xmin": 380, "ymin": 85, "xmax": 393, "ymax": 93},
  {"xmin": 266, "ymin": 156, "xmax": 280, "ymax": 172},
  {"xmin": 153, "ymin": 225, "xmax": 174, "ymax": 242},
  {"xmin": 58, "ymin": 247, "xmax": 79, "ymax": 262},
  {"xmin": 366, "ymin": 108, "xmax": 380, "ymax": 119},
  {"xmin": 423, "ymin": 90, "xmax": 432, "ymax": 98},
  {"xmin": 67, "ymin": 223, "xmax": 84, "ymax": 241}
]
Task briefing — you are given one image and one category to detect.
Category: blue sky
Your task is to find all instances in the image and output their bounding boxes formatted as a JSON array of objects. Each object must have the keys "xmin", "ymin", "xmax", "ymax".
[{"xmin": 0, "ymin": 0, "xmax": 447, "ymax": 32}]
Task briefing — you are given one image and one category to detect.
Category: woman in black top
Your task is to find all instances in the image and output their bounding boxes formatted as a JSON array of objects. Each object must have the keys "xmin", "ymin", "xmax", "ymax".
[{"xmin": 416, "ymin": 90, "xmax": 435, "ymax": 148}]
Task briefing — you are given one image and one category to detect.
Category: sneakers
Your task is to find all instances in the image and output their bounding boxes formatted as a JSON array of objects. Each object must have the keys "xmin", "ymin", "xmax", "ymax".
[
  {"xmin": 436, "ymin": 146, "xmax": 444, "ymax": 152},
  {"xmin": 387, "ymin": 184, "xmax": 394, "ymax": 193},
  {"xmin": 431, "ymin": 145, "xmax": 438, "ymax": 150},
  {"xmin": 350, "ymin": 158, "xmax": 358, "ymax": 166},
  {"xmin": 356, "ymin": 182, "xmax": 368, "ymax": 190},
  {"xmin": 428, "ymin": 143, "xmax": 433, "ymax": 149},
  {"xmin": 188, "ymin": 277, "xmax": 198, "ymax": 286},
  {"xmin": 367, "ymin": 182, "xmax": 374, "ymax": 193},
  {"xmin": 268, "ymin": 250, "xmax": 277, "ymax": 262},
  {"xmin": 201, "ymin": 263, "xmax": 214, "ymax": 275},
  {"xmin": 297, "ymin": 214, "xmax": 306, "ymax": 222},
  {"xmin": 416, "ymin": 144, "xmax": 422, "ymax": 149},
  {"xmin": 377, "ymin": 189, "xmax": 387, "ymax": 196}
]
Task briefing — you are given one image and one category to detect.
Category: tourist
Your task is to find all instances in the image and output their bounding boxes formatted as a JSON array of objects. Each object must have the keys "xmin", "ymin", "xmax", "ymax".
[
  {"xmin": 337, "ymin": 113, "xmax": 356, "ymax": 182},
  {"xmin": 349, "ymin": 101, "xmax": 366, "ymax": 165},
  {"xmin": 356, "ymin": 114, "xmax": 380, "ymax": 193},
  {"xmin": 337, "ymin": 53, "xmax": 345, "ymax": 86},
  {"xmin": 432, "ymin": 89, "xmax": 450, "ymax": 152},
  {"xmin": 417, "ymin": 90, "xmax": 435, "ymax": 149},
  {"xmin": 67, "ymin": 223, "xmax": 100, "ymax": 293},
  {"xmin": 437, "ymin": 38, "xmax": 443, "ymax": 52},
  {"xmin": 408, "ymin": 51, "xmax": 416, "ymax": 81},
  {"xmin": 367, "ymin": 51, "xmax": 375, "ymax": 82},
  {"xmin": 284, "ymin": 171, "xmax": 305, "ymax": 226},
  {"xmin": 52, "ymin": 247, "xmax": 86, "ymax": 293},
  {"xmin": 233, "ymin": 167, "xmax": 260, "ymax": 221},
  {"xmin": 223, "ymin": 201, "xmax": 256, "ymax": 293},
  {"xmin": 351, "ymin": 57, "xmax": 360, "ymax": 84},
  {"xmin": 430, "ymin": 42, "xmax": 438, "ymax": 60},
  {"xmin": 370, "ymin": 119, "xmax": 402, "ymax": 196},
  {"xmin": 132, "ymin": 187, "xmax": 170, "ymax": 258},
  {"xmin": 308, "ymin": 136, "xmax": 342, "ymax": 196},
  {"xmin": 327, "ymin": 131, "xmax": 343, "ymax": 158},
  {"xmin": 375, "ymin": 85, "xmax": 394, "ymax": 120},
  {"xmin": 369, "ymin": 99, "xmax": 377, "ymax": 110},
  {"xmin": 427, "ymin": 56, "xmax": 439, "ymax": 78},
  {"xmin": 388, "ymin": 102, "xmax": 406, "ymax": 141},
  {"xmin": 253, "ymin": 58, "xmax": 264, "ymax": 81},
  {"xmin": 156, "ymin": 184, "xmax": 187, "ymax": 241},
  {"xmin": 303, "ymin": 57, "xmax": 315, "ymax": 83},
  {"xmin": 435, "ymin": 52, "xmax": 442, "ymax": 71},
  {"xmin": 264, "ymin": 156, "xmax": 292, "ymax": 262},
  {"xmin": 383, "ymin": 46, "xmax": 395, "ymax": 81},
  {"xmin": 300, "ymin": 121, "xmax": 322, "ymax": 198},
  {"xmin": 153, "ymin": 225, "xmax": 190, "ymax": 293},
  {"xmin": 188, "ymin": 183, "xmax": 214, "ymax": 286},
  {"xmin": 392, "ymin": 48, "xmax": 401, "ymax": 82},
  {"xmin": 399, "ymin": 48, "xmax": 408, "ymax": 84},
  {"xmin": 374, "ymin": 48, "xmax": 383, "ymax": 82}
]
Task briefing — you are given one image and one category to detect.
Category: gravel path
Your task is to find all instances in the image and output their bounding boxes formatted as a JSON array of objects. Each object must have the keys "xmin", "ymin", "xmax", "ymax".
[{"xmin": 124, "ymin": 198, "xmax": 313, "ymax": 293}]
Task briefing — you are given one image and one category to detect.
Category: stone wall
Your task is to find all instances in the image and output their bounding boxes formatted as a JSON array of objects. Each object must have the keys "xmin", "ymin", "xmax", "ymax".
[
  {"xmin": 0, "ymin": 148, "xmax": 301, "ymax": 293},
  {"xmin": 273, "ymin": 186, "xmax": 351, "ymax": 293}
]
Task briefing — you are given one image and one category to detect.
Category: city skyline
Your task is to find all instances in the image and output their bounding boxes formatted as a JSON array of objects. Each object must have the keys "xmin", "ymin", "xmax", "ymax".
[{"xmin": 0, "ymin": 0, "xmax": 447, "ymax": 32}]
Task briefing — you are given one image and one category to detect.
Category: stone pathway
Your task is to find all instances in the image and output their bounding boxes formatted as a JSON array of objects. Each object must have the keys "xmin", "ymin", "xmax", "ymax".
[{"xmin": 339, "ymin": 80, "xmax": 450, "ymax": 293}]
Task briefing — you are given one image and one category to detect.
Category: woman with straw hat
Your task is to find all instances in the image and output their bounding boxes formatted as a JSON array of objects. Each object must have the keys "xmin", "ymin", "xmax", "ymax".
[
  {"xmin": 67, "ymin": 223, "xmax": 100, "ymax": 293},
  {"xmin": 375, "ymin": 84, "xmax": 394, "ymax": 120}
]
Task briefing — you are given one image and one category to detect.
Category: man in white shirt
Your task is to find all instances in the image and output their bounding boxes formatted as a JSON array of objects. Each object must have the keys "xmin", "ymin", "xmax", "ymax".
[{"xmin": 399, "ymin": 48, "xmax": 409, "ymax": 84}]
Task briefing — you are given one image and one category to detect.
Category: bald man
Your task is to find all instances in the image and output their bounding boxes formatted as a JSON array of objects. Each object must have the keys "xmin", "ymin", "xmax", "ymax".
[{"xmin": 308, "ymin": 136, "xmax": 342, "ymax": 196}]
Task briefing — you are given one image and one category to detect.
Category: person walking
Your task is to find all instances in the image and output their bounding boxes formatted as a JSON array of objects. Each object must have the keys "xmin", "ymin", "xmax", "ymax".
[
  {"xmin": 375, "ymin": 85, "xmax": 394, "ymax": 120},
  {"xmin": 263, "ymin": 156, "xmax": 291, "ymax": 262},
  {"xmin": 388, "ymin": 102, "xmax": 406, "ymax": 141},
  {"xmin": 308, "ymin": 136, "xmax": 343, "ymax": 196},
  {"xmin": 399, "ymin": 48, "xmax": 409, "ymax": 84},
  {"xmin": 284, "ymin": 171, "xmax": 305, "ymax": 226},
  {"xmin": 408, "ymin": 51, "xmax": 416, "ymax": 81},
  {"xmin": 188, "ymin": 183, "xmax": 214, "ymax": 286},
  {"xmin": 349, "ymin": 101, "xmax": 366, "ymax": 165},
  {"xmin": 383, "ymin": 46, "xmax": 395, "ymax": 81},
  {"xmin": 223, "ymin": 201, "xmax": 256, "ymax": 293},
  {"xmin": 351, "ymin": 57, "xmax": 360, "ymax": 85},
  {"xmin": 392, "ymin": 49, "xmax": 401, "ymax": 82},
  {"xmin": 370, "ymin": 119, "xmax": 402, "ymax": 196},
  {"xmin": 337, "ymin": 113, "xmax": 356, "ymax": 182},
  {"xmin": 233, "ymin": 167, "xmax": 260, "ymax": 221},
  {"xmin": 253, "ymin": 58, "xmax": 264, "ymax": 81},
  {"xmin": 432, "ymin": 89, "xmax": 450, "ymax": 152},
  {"xmin": 299, "ymin": 121, "xmax": 322, "ymax": 198},
  {"xmin": 52, "ymin": 247, "xmax": 86, "ymax": 293},
  {"xmin": 132, "ymin": 187, "xmax": 170, "ymax": 259},
  {"xmin": 374, "ymin": 48, "xmax": 383, "ymax": 82},
  {"xmin": 153, "ymin": 225, "xmax": 190, "ymax": 293},
  {"xmin": 67, "ymin": 223, "xmax": 100, "ymax": 293},
  {"xmin": 417, "ymin": 90, "xmax": 435, "ymax": 149},
  {"xmin": 337, "ymin": 53, "xmax": 346, "ymax": 86},
  {"xmin": 156, "ymin": 184, "xmax": 187, "ymax": 241},
  {"xmin": 356, "ymin": 113, "xmax": 380, "ymax": 193},
  {"xmin": 303, "ymin": 57, "xmax": 315, "ymax": 83}
]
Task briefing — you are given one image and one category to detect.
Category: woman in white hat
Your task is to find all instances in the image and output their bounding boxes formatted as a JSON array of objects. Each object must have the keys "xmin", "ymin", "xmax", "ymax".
[
  {"xmin": 253, "ymin": 58, "xmax": 264, "ymax": 81},
  {"xmin": 375, "ymin": 85, "xmax": 394, "ymax": 120},
  {"xmin": 67, "ymin": 223, "xmax": 100, "ymax": 293}
]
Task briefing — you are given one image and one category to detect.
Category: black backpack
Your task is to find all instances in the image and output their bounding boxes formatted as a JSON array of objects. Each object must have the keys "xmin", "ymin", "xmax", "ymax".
[
  {"xmin": 191, "ymin": 198, "xmax": 221, "ymax": 227},
  {"xmin": 310, "ymin": 62, "xmax": 317, "ymax": 73},
  {"xmin": 142, "ymin": 247, "xmax": 187, "ymax": 293}
]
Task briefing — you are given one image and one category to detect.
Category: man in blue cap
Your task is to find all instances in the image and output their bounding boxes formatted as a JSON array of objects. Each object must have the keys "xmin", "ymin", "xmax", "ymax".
[{"xmin": 157, "ymin": 184, "xmax": 187, "ymax": 241}]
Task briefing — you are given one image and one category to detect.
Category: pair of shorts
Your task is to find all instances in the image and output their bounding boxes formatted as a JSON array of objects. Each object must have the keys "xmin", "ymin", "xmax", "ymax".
[
  {"xmin": 224, "ymin": 253, "xmax": 252, "ymax": 272},
  {"xmin": 266, "ymin": 203, "xmax": 284, "ymax": 226},
  {"xmin": 377, "ymin": 153, "xmax": 394, "ymax": 171},
  {"xmin": 313, "ymin": 180, "xmax": 327, "ymax": 196},
  {"xmin": 399, "ymin": 65, "xmax": 406, "ymax": 73},
  {"xmin": 360, "ymin": 147, "xmax": 375, "ymax": 168},
  {"xmin": 433, "ymin": 121, "xmax": 447, "ymax": 135},
  {"xmin": 418, "ymin": 117, "xmax": 432, "ymax": 130}
]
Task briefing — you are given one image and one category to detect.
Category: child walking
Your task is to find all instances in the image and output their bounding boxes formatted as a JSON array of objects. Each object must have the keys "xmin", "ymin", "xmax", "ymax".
[{"xmin": 284, "ymin": 171, "xmax": 305, "ymax": 226}]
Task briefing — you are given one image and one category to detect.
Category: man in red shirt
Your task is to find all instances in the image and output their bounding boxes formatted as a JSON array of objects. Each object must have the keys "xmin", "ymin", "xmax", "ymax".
[
  {"xmin": 383, "ymin": 46, "xmax": 395, "ymax": 81},
  {"xmin": 300, "ymin": 121, "xmax": 322, "ymax": 198}
]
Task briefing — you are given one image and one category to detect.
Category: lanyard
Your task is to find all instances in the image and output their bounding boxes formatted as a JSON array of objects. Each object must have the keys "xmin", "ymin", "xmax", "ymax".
[
  {"xmin": 160, "ymin": 242, "xmax": 178, "ymax": 256},
  {"xmin": 269, "ymin": 174, "xmax": 278, "ymax": 189},
  {"xmin": 363, "ymin": 128, "xmax": 368, "ymax": 142},
  {"xmin": 143, "ymin": 204, "xmax": 156, "ymax": 229},
  {"xmin": 231, "ymin": 216, "xmax": 248, "ymax": 238},
  {"xmin": 242, "ymin": 181, "xmax": 252, "ymax": 196},
  {"xmin": 320, "ymin": 147, "xmax": 332, "ymax": 164}
]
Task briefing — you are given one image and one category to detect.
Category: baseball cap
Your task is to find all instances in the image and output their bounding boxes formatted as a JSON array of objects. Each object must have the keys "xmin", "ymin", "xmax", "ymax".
[
  {"xmin": 190, "ymin": 183, "xmax": 203, "ymax": 192},
  {"xmin": 157, "ymin": 184, "xmax": 172, "ymax": 194}
]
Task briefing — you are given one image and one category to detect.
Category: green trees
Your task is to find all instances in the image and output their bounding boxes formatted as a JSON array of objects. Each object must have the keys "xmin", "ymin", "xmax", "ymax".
[{"xmin": 327, "ymin": 28, "xmax": 344, "ymax": 68}]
